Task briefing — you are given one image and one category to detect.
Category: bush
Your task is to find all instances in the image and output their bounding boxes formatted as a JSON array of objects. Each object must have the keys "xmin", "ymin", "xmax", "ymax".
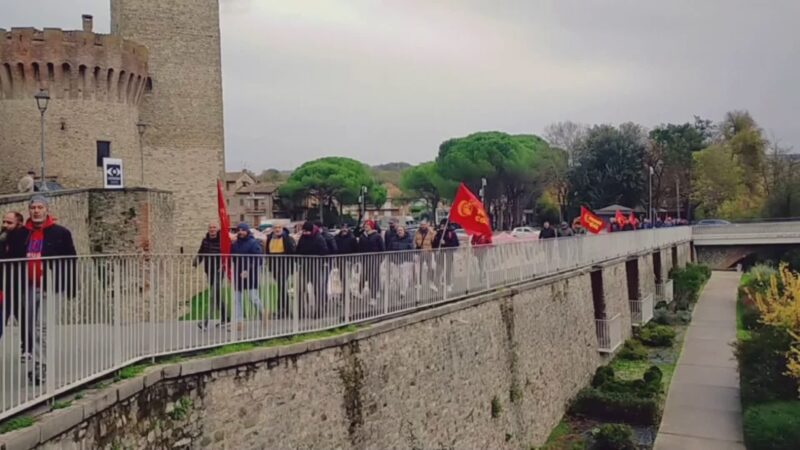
[
  {"xmin": 591, "ymin": 366, "xmax": 615, "ymax": 388},
  {"xmin": 643, "ymin": 366, "xmax": 663, "ymax": 387},
  {"xmin": 653, "ymin": 307, "xmax": 692, "ymax": 326},
  {"xmin": 569, "ymin": 388, "xmax": 660, "ymax": 425},
  {"xmin": 783, "ymin": 249, "xmax": 800, "ymax": 273},
  {"xmin": 591, "ymin": 424, "xmax": 637, "ymax": 450},
  {"xmin": 735, "ymin": 327, "xmax": 799, "ymax": 406},
  {"xmin": 672, "ymin": 263, "xmax": 711, "ymax": 309},
  {"xmin": 617, "ymin": 339, "xmax": 648, "ymax": 361},
  {"xmin": 637, "ymin": 324, "xmax": 676, "ymax": 347},
  {"xmin": 743, "ymin": 401, "xmax": 800, "ymax": 450}
]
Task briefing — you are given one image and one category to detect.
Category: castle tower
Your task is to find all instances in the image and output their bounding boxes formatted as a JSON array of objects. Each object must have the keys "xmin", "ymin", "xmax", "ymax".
[
  {"xmin": 111, "ymin": 0, "xmax": 226, "ymax": 251},
  {"xmin": 0, "ymin": 22, "xmax": 149, "ymax": 192}
]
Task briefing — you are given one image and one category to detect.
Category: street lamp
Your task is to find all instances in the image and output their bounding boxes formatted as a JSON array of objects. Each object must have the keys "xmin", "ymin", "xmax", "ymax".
[
  {"xmin": 136, "ymin": 122, "xmax": 147, "ymax": 185},
  {"xmin": 648, "ymin": 166, "xmax": 654, "ymax": 223},
  {"xmin": 34, "ymin": 89, "xmax": 50, "ymax": 191}
]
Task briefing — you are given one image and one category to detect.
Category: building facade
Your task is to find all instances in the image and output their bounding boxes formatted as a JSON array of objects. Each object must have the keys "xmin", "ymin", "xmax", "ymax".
[
  {"xmin": 223, "ymin": 171, "xmax": 284, "ymax": 227},
  {"xmin": 0, "ymin": 0, "xmax": 226, "ymax": 252}
]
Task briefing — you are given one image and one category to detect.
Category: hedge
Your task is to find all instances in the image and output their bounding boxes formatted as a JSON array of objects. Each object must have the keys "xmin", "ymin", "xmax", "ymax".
[{"xmin": 743, "ymin": 401, "xmax": 800, "ymax": 450}]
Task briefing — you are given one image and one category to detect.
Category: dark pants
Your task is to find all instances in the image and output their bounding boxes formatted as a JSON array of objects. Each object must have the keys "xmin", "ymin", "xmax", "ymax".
[
  {"xmin": 204, "ymin": 273, "xmax": 228, "ymax": 325},
  {"xmin": 435, "ymin": 251, "xmax": 454, "ymax": 287},
  {"xmin": 363, "ymin": 257, "xmax": 381, "ymax": 301},
  {"xmin": 271, "ymin": 266, "xmax": 292, "ymax": 319}
]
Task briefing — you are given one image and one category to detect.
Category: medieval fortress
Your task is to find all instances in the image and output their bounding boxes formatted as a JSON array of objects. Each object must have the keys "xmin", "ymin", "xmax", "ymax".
[{"xmin": 0, "ymin": 0, "xmax": 225, "ymax": 251}]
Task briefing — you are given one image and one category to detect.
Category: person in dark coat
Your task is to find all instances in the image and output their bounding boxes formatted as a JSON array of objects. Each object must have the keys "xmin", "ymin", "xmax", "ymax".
[
  {"xmin": 315, "ymin": 221, "xmax": 338, "ymax": 254},
  {"xmin": 358, "ymin": 220, "xmax": 384, "ymax": 302},
  {"xmin": 193, "ymin": 223, "xmax": 228, "ymax": 330},
  {"xmin": 388, "ymin": 226, "xmax": 414, "ymax": 251},
  {"xmin": 432, "ymin": 219, "xmax": 459, "ymax": 291},
  {"xmin": 5, "ymin": 195, "xmax": 77, "ymax": 385},
  {"xmin": 265, "ymin": 224, "xmax": 295, "ymax": 319},
  {"xmin": 334, "ymin": 224, "xmax": 359, "ymax": 255},
  {"xmin": 558, "ymin": 221, "xmax": 574, "ymax": 237},
  {"xmin": 230, "ymin": 222, "xmax": 265, "ymax": 328},
  {"xmin": 538, "ymin": 221, "xmax": 557, "ymax": 239},
  {"xmin": 384, "ymin": 219, "xmax": 399, "ymax": 251},
  {"xmin": 296, "ymin": 221, "xmax": 328, "ymax": 317},
  {"xmin": 0, "ymin": 211, "xmax": 24, "ymax": 344}
]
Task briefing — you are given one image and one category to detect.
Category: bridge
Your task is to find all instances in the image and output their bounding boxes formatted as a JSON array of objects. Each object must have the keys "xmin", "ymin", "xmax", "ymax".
[{"xmin": 692, "ymin": 221, "xmax": 800, "ymax": 268}]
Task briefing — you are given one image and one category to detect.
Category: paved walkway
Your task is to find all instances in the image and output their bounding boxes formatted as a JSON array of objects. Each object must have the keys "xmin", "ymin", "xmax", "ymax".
[{"xmin": 655, "ymin": 271, "xmax": 745, "ymax": 450}]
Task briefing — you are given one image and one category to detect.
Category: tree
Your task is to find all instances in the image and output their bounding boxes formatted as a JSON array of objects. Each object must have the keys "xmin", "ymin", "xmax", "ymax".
[
  {"xmin": 256, "ymin": 168, "xmax": 288, "ymax": 183},
  {"xmin": 690, "ymin": 144, "xmax": 758, "ymax": 219},
  {"xmin": 763, "ymin": 139, "xmax": 800, "ymax": 218},
  {"xmin": 435, "ymin": 132, "xmax": 558, "ymax": 229},
  {"xmin": 278, "ymin": 157, "xmax": 387, "ymax": 225},
  {"xmin": 719, "ymin": 110, "xmax": 767, "ymax": 196},
  {"xmin": 569, "ymin": 124, "xmax": 647, "ymax": 209},
  {"xmin": 544, "ymin": 121, "xmax": 587, "ymax": 166},
  {"xmin": 399, "ymin": 162, "xmax": 455, "ymax": 221}
]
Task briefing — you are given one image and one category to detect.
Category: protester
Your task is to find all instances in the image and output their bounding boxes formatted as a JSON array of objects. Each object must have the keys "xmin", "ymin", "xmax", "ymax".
[
  {"xmin": 622, "ymin": 219, "xmax": 635, "ymax": 232},
  {"xmin": 357, "ymin": 220, "xmax": 384, "ymax": 302},
  {"xmin": 265, "ymin": 224, "xmax": 295, "ymax": 319},
  {"xmin": 539, "ymin": 220, "xmax": 557, "ymax": 239},
  {"xmin": 17, "ymin": 171, "xmax": 35, "ymax": 194},
  {"xmin": 193, "ymin": 223, "xmax": 229, "ymax": 330},
  {"xmin": 608, "ymin": 217, "xmax": 621, "ymax": 233},
  {"xmin": 388, "ymin": 226, "xmax": 413, "ymax": 251},
  {"xmin": 414, "ymin": 220, "xmax": 434, "ymax": 250},
  {"xmin": 433, "ymin": 219, "xmax": 459, "ymax": 292},
  {"xmin": 334, "ymin": 224, "xmax": 359, "ymax": 254},
  {"xmin": 296, "ymin": 221, "xmax": 328, "ymax": 316},
  {"xmin": 314, "ymin": 221, "xmax": 338, "ymax": 254},
  {"xmin": 5, "ymin": 195, "xmax": 76, "ymax": 385},
  {"xmin": 384, "ymin": 219, "xmax": 399, "ymax": 250},
  {"xmin": 558, "ymin": 221, "xmax": 574, "ymax": 237},
  {"xmin": 0, "ymin": 212, "xmax": 24, "ymax": 343},
  {"xmin": 230, "ymin": 222, "xmax": 266, "ymax": 329}
]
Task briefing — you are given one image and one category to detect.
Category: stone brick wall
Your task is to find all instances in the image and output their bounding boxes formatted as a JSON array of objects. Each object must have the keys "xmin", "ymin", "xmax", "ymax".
[
  {"xmin": 111, "ymin": 0, "xmax": 226, "ymax": 252},
  {"xmin": 638, "ymin": 253, "xmax": 657, "ymax": 300},
  {"xmin": 21, "ymin": 271, "xmax": 605, "ymax": 450},
  {"xmin": 601, "ymin": 261, "xmax": 633, "ymax": 341}
]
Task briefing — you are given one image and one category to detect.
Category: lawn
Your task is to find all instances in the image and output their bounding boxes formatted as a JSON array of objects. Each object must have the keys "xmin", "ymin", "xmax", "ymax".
[{"xmin": 180, "ymin": 282, "xmax": 279, "ymax": 321}]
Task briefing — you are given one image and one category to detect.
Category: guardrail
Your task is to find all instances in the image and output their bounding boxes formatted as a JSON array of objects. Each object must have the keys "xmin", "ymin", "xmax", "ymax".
[
  {"xmin": 0, "ymin": 227, "xmax": 690, "ymax": 420},
  {"xmin": 630, "ymin": 293, "xmax": 654, "ymax": 326},
  {"xmin": 692, "ymin": 221, "xmax": 800, "ymax": 245},
  {"xmin": 656, "ymin": 279, "xmax": 674, "ymax": 304},
  {"xmin": 595, "ymin": 313, "xmax": 623, "ymax": 353}
]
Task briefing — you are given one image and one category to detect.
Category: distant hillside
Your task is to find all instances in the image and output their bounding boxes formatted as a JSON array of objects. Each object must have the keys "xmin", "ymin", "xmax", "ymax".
[
  {"xmin": 372, "ymin": 162, "xmax": 412, "ymax": 172},
  {"xmin": 371, "ymin": 162, "xmax": 411, "ymax": 185}
]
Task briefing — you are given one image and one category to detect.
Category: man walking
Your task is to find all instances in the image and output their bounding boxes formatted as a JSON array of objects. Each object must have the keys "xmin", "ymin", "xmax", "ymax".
[
  {"xmin": 358, "ymin": 220, "xmax": 385, "ymax": 303},
  {"xmin": 296, "ymin": 221, "xmax": 328, "ymax": 317},
  {"xmin": 230, "ymin": 223, "xmax": 266, "ymax": 330},
  {"xmin": 194, "ymin": 223, "xmax": 228, "ymax": 330},
  {"xmin": 265, "ymin": 224, "xmax": 295, "ymax": 319},
  {"xmin": 6, "ymin": 196, "xmax": 76, "ymax": 385},
  {"xmin": 414, "ymin": 220, "xmax": 435, "ymax": 289},
  {"xmin": 432, "ymin": 219, "xmax": 459, "ymax": 292},
  {"xmin": 539, "ymin": 220, "xmax": 557, "ymax": 239},
  {"xmin": 0, "ymin": 212, "xmax": 24, "ymax": 342}
]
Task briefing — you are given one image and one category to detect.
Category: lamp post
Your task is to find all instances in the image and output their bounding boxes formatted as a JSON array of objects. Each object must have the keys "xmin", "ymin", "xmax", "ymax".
[
  {"xmin": 136, "ymin": 122, "xmax": 147, "ymax": 185},
  {"xmin": 34, "ymin": 90, "xmax": 50, "ymax": 191},
  {"xmin": 675, "ymin": 177, "xmax": 680, "ymax": 221}
]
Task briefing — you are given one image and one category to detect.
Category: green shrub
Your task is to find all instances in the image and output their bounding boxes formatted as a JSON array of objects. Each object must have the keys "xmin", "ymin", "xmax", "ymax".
[
  {"xmin": 617, "ymin": 340, "xmax": 648, "ymax": 361},
  {"xmin": 568, "ymin": 388, "xmax": 660, "ymax": 425},
  {"xmin": 0, "ymin": 416, "xmax": 34, "ymax": 434},
  {"xmin": 783, "ymin": 249, "xmax": 800, "ymax": 273},
  {"xmin": 743, "ymin": 401, "xmax": 800, "ymax": 450},
  {"xmin": 591, "ymin": 366, "xmax": 615, "ymax": 388},
  {"xmin": 735, "ymin": 327, "xmax": 799, "ymax": 406},
  {"xmin": 653, "ymin": 308, "xmax": 692, "ymax": 326},
  {"xmin": 643, "ymin": 366, "xmax": 663, "ymax": 387},
  {"xmin": 672, "ymin": 263, "xmax": 710, "ymax": 309},
  {"xmin": 637, "ymin": 324, "xmax": 676, "ymax": 347},
  {"xmin": 591, "ymin": 424, "xmax": 636, "ymax": 450}
]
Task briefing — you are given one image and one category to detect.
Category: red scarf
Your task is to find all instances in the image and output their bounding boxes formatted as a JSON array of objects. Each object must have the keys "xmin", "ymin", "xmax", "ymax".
[{"xmin": 25, "ymin": 216, "xmax": 55, "ymax": 286}]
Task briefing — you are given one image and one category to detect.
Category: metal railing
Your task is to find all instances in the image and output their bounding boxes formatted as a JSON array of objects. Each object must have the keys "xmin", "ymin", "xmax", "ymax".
[
  {"xmin": 630, "ymin": 293, "xmax": 654, "ymax": 326},
  {"xmin": 595, "ymin": 313, "xmax": 623, "ymax": 353},
  {"xmin": 692, "ymin": 221, "xmax": 800, "ymax": 245},
  {"xmin": 0, "ymin": 227, "xmax": 690, "ymax": 420},
  {"xmin": 656, "ymin": 279, "xmax": 674, "ymax": 304}
]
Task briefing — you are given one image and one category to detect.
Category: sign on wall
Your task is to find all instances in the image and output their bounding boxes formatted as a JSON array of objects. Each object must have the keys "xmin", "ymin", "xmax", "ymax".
[{"xmin": 103, "ymin": 158, "xmax": 124, "ymax": 189}]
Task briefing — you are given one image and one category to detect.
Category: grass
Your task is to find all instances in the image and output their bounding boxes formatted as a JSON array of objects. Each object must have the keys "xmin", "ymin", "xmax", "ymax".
[
  {"xmin": 180, "ymin": 282, "xmax": 279, "ymax": 321},
  {"xmin": 51, "ymin": 400, "xmax": 73, "ymax": 410},
  {"xmin": 0, "ymin": 416, "xmax": 34, "ymax": 434},
  {"xmin": 736, "ymin": 292, "xmax": 753, "ymax": 341},
  {"xmin": 115, "ymin": 364, "xmax": 148, "ymax": 381}
]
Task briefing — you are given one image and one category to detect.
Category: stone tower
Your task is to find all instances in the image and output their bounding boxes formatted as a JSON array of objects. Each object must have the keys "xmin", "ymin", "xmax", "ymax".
[{"xmin": 111, "ymin": 0, "xmax": 226, "ymax": 251}]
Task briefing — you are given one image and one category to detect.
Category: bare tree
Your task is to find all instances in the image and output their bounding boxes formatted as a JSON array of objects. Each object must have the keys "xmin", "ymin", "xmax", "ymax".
[{"xmin": 543, "ymin": 121, "xmax": 588, "ymax": 165}]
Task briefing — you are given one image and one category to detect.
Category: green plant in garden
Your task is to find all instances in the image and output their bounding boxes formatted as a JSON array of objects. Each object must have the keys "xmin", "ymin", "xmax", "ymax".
[
  {"xmin": 743, "ymin": 401, "xmax": 800, "ymax": 450},
  {"xmin": 617, "ymin": 339, "xmax": 648, "ymax": 360},
  {"xmin": 637, "ymin": 323, "xmax": 676, "ymax": 347},
  {"xmin": 591, "ymin": 424, "xmax": 637, "ymax": 450},
  {"xmin": 736, "ymin": 326, "xmax": 798, "ymax": 405},
  {"xmin": 671, "ymin": 263, "xmax": 711, "ymax": 309},
  {"xmin": 0, "ymin": 416, "xmax": 34, "ymax": 434}
]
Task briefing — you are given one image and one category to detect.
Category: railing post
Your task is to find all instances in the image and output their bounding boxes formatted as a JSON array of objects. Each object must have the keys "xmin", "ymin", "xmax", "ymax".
[
  {"xmin": 466, "ymin": 245, "xmax": 472, "ymax": 294},
  {"xmin": 442, "ymin": 250, "xmax": 448, "ymax": 302},
  {"xmin": 343, "ymin": 262, "xmax": 351, "ymax": 323},
  {"xmin": 45, "ymin": 263, "xmax": 56, "ymax": 394},
  {"xmin": 149, "ymin": 258, "xmax": 156, "ymax": 356},
  {"xmin": 292, "ymin": 268, "xmax": 300, "ymax": 334},
  {"xmin": 113, "ymin": 259, "xmax": 122, "ymax": 366}
]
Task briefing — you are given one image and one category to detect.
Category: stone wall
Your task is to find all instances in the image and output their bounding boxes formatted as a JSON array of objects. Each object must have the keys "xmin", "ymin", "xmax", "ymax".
[
  {"xmin": 638, "ymin": 253, "xmax": 657, "ymax": 300},
  {"xmin": 10, "ymin": 271, "xmax": 605, "ymax": 450},
  {"xmin": 600, "ymin": 260, "xmax": 632, "ymax": 341}
]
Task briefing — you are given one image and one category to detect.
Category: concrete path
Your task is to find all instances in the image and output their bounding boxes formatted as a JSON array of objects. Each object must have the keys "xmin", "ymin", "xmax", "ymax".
[{"xmin": 655, "ymin": 271, "xmax": 745, "ymax": 450}]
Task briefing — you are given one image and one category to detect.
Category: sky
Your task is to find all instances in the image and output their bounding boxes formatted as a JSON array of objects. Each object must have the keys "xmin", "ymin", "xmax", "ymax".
[{"xmin": 4, "ymin": 0, "xmax": 800, "ymax": 172}]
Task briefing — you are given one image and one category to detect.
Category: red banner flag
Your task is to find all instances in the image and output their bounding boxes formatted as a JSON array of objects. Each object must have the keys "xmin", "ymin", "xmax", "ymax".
[
  {"xmin": 628, "ymin": 211, "xmax": 638, "ymax": 228},
  {"xmin": 580, "ymin": 206, "xmax": 605, "ymax": 234},
  {"xmin": 615, "ymin": 209, "xmax": 626, "ymax": 226},
  {"xmin": 448, "ymin": 183, "xmax": 492, "ymax": 237},
  {"xmin": 216, "ymin": 180, "xmax": 232, "ymax": 278}
]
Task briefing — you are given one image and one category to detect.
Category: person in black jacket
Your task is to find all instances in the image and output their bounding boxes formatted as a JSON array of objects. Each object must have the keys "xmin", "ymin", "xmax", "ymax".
[
  {"xmin": 6, "ymin": 195, "xmax": 77, "ymax": 385},
  {"xmin": 388, "ymin": 226, "xmax": 414, "ymax": 251},
  {"xmin": 193, "ymin": 223, "xmax": 228, "ymax": 330},
  {"xmin": 315, "ymin": 221, "xmax": 338, "ymax": 254},
  {"xmin": 538, "ymin": 221, "xmax": 557, "ymax": 239},
  {"xmin": 334, "ymin": 224, "xmax": 358, "ymax": 254},
  {"xmin": 432, "ymin": 219, "xmax": 459, "ymax": 292},
  {"xmin": 265, "ymin": 224, "xmax": 296, "ymax": 319},
  {"xmin": 0, "ymin": 211, "xmax": 24, "ymax": 344},
  {"xmin": 384, "ymin": 219, "xmax": 399, "ymax": 251},
  {"xmin": 358, "ymin": 220, "xmax": 384, "ymax": 302},
  {"xmin": 296, "ymin": 221, "xmax": 328, "ymax": 317}
]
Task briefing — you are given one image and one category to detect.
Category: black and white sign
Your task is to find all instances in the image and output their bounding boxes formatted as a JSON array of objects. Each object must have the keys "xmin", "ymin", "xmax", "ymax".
[{"xmin": 103, "ymin": 158, "xmax": 124, "ymax": 189}]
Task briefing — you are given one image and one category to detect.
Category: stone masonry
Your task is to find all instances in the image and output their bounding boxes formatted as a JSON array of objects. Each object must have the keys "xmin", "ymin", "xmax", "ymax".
[
  {"xmin": 601, "ymin": 260, "xmax": 633, "ymax": 341},
  {"xmin": 10, "ymin": 270, "xmax": 606, "ymax": 450}
]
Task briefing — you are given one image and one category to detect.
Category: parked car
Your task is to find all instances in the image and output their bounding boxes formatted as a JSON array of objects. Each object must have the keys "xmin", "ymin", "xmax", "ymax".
[
  {"xmin": 695, "ymin": 219, "xmax": 731, "ymax": 226},
  {"xmin": 511, "ymin": 226, "xmax": 539, "ymax": 238}
]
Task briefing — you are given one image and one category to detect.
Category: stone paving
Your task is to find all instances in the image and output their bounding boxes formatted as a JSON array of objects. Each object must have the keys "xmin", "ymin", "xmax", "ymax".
[{"xmin": 654, "ymin": 271, "xmax": 745, "ymax": 450}]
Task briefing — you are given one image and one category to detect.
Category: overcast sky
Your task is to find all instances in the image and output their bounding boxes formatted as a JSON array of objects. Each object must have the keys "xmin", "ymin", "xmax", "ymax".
[{"xmin": 5, "ymin": 0, "xmax": 800, "ymax": 171}]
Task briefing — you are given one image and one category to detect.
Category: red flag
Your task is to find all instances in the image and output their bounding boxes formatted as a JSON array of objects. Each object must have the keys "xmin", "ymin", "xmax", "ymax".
[
  {"xmin": 216, "ymin": 180, "xmax": 232, "ymax": 278},
  {"xmin": 615, "ymin": 209, "xmax": 626, "ymax": 226},
  {"xmin": 580, "ymin": 206, "xmax": 605, "ymax": 234},
  {"xmin": 448, "ymin": 183, "xmax": 492, "ymax": 237},
  {"xmin": 628, "ymin": 211, "xmax": 638, "ymax": 228}
]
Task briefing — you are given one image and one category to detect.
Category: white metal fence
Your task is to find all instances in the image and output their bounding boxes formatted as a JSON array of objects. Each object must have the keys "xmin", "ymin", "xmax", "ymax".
[
  {"xmin": 595, "ymin": 313, "xmax": 623, "ymax": 353},
  {"xmin": 656, "ymin": 279, "xmax": 674, "ymax": 304},
  {"xmin": 630, "ymin": 293, "xmax": 655, "ymax": 326},
  {"xmin": 0, "ymin": 227, "xmax": 690, "ymax": 420}
]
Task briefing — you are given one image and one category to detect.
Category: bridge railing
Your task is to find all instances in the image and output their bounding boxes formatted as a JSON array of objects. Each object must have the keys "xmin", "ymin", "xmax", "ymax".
[
  {"xmin": 656, "ymin": 279, "xmax": 674, "ymax": 304},
  {"xmin": 693, "ymin": 221, "xmax": 800, "ymax": 239},
  {"xmin": 0, "ymin": 227, "xmax": 690, "ymax": 420},
  {"xmin": 630, "ymin": 293, "xmax": 655, "ymax": 326}
]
